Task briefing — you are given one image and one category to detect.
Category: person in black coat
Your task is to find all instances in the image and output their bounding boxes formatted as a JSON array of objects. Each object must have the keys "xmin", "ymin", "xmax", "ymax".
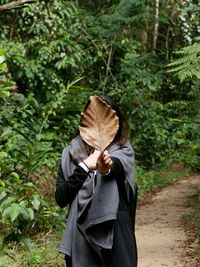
[{"xmin": 55, "ymin": 95, "xmax": 138, "ymax": 267}]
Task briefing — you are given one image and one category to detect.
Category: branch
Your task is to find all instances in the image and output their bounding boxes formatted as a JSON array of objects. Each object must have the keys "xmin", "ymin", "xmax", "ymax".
[
  {"xmin": 0, "ymin": 0, "xmax": 36, "ymax": 11},
  {"xmin": 102, "ymin": 36, "xmax": 116, "ymax": 94}
]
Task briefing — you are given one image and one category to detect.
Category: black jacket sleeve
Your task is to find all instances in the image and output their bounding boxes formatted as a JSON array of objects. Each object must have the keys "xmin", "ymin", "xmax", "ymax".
[
  {"xmin": 106, "ymin": 157, "xmax": 125, "ymax": 181},
  {"xmin": 55, "ymin": 163, "xmax": 89, "ymax": 208}
]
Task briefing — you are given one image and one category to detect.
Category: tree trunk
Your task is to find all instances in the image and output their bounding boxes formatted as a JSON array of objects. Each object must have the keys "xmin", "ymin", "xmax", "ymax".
[{"xmin": 153, "ymin": 0, "xmax": 159, "ymax": 50}]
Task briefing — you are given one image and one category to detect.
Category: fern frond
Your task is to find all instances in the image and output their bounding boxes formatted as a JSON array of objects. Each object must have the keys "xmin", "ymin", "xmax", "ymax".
[
  {"xmin": 166, "ymin": 36, "xmax": 200, "ymax": 81},
  {"xmin": 167, "ymin": 54, "xmax": 198, "ymax": 67},
  {"xmin": 176, "ymin": 43, "xmax": 200, "ymax": 55}
]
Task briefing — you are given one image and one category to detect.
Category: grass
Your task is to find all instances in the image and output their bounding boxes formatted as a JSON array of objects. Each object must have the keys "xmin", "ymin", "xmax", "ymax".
[
  {"xmin": 0, "ymin": 231, "xmax": 66, "ymax": 267},
  {"xmin": 136, "ymin": 163, "xmax": 191, "ymax": 199},
  {"xmin": 186, "ymin": 192, "xmax": 200, "ymax": 240},
  {"xmin": 182, "ymin": 190, "xmax": 200, "ymax": 265}
]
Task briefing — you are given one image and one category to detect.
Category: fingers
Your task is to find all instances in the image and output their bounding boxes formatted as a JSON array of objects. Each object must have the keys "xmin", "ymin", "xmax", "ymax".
[
  {"xmin": 102, "ymin": 150, "xmax": 109, "ymax": 160},
  {"xmin": 94, "ymin": 149, "xmax": 101, "ymax": 157},
  {"xmin": 102, "ymin": 150, "xmax": 113, "ymax": 166},
  {"xmin": 105, "ymin": 157, "xmax": 113, "ymax": 166}
]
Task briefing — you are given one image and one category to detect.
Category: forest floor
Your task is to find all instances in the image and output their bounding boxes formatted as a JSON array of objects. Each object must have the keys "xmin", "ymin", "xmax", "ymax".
[{"xmin": 136, "ymin": 174, "xmax": 200, "ymax": 267}]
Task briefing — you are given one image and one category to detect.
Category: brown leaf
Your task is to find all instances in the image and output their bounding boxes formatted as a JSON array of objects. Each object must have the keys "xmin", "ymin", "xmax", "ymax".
[{"xmin": 79, "ymin": 96, "xmax": 119, "ymax": 151}]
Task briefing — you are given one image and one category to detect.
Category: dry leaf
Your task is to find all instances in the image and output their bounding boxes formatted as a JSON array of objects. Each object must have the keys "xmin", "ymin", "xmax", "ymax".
[{"xmin": 79, "ymin": 96, "xmax": 119, "ymax": 151}]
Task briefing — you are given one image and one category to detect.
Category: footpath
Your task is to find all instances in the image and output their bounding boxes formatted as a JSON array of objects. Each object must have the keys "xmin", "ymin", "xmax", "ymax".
[{"xmin": 136, "ymin": 174, "xmax": 200, "ymax": 267}]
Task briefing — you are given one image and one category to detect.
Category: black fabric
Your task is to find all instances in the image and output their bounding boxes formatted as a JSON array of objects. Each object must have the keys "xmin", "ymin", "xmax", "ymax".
[
  {"xmin": 65, "ymin": 254, "xmax": 72, "ymax": 267},
  {"xmin": 55, "ymin": 164, "xmax": 88, "ymax": 207},
  {"xmin": 111, "ymin": 210, "xmax": 137, "ymax": 267}
]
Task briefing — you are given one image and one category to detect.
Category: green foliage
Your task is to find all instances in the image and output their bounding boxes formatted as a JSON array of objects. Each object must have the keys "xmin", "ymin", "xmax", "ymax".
[
  {"xmin": 88, "ymin": 0, "xmax": 146, "ymax": 37},
  {"xmin": 167, "ymin": 36, "xmax": 200, "ymax": 81},
  {"xmin": 136, "ymin": 164, "xmax": 190, "ymax": 198},
  {"xmin": 0, "ymin": 51, "xmax": 63, "ymax": 253},
  {"xmin": 173, "ymin": 119, "xmax": 200, "ymax": 171},
  {"xmin": 0, "ymin": 172, "xmax": 60, "ymax": 252},
  {"xmin": 0, "ymin": 1, "xmax": 92, "ymax": 100},
  {"xmin": 0, "ymin": 49, "xmax": 91, "ymax": 252},
  {"xmin": 183, "ymin": 148, "xmax": 200, "ymax": 171},
  {"xmin": 0, "ymin": 76, "xmax": 91, "ymax": 252},
  {"xmin": 0, "ymin": 47, "xmax": 15, "ymax": 98}
]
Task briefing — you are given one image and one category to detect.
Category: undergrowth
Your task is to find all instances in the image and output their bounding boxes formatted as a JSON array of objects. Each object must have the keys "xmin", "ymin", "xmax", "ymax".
[
  {"xmin": 182, "ymin": 188, "xmax": 200, "ymax": 267},
  {"xmin": 136, "ymin": 163, "xmax": 191, "ymax": 199},
  {"xmin": 186, "ymin": 192, "xmax": 200, "ymax": 245},
  {"xmin": 0, "ymin": 231, "xmax": 65, "ymax": 267}
]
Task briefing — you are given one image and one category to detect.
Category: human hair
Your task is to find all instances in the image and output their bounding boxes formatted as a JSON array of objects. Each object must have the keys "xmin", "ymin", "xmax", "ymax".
[{"xmin": 75, "ymin": 95, "xmax": 128, "ymax": 146}]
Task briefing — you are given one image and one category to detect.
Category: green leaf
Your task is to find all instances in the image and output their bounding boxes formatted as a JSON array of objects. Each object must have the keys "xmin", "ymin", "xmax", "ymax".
[
  {"xmin": 0, "ymin": 80, "xmax": 13, "ymax": 87},
  {"xmin": 0, "ymin": 127, "xmax": 12, "ymax": 138},
  {"xmin": 0, "ymin": 197, "xmax": 16, "ymax": 212},
  {"xmin": 9, "ymin": 203, "xmax": 22, "ymax": 222},
  {"xmin": 0, "ymin": 90, "xmax": 10, "ymax": 97},
  {"xmin": 0, "ymin": 191, "xmax": 7, "ymax": 201},
  {"xmin": 0, "ymin": 55, "xmax": 5, "ymax": 64},
  {"xmin": 31, "ymin": 195, "xmax": 41, "ymax": 210},
  {"xmin": 0, "ymin": 181, "xmax": 6, "ymax": 187},
  {"xmin": 1, "ymin": 207, "xmax": 11, "ymax": 222},
  {"xmin": 23, "ymin": 182, "xmax": 38, "ymax": 191},
  {"xmin": 0, "ymin": 63, "xmax": 7, "ymax": 72},
  {"xmin": 10, "ymin": 172, "xmax": 20, "ymax": 180},
  {"xmin": 27, "ymin": 208, "xmax": 34, "ymax": 220},
  {"xmin": 19, "ymin": 208, "xmax": 30, "ymax": 221},
  {"xmin": 13, "ymin": 129, "xmax": 33, "ymax": 144},
  {"xmin": 0, "ymin": 152, "xmax": 8, "ymax": 158},
  {"xmin": 19, "ymin": 200, "xmax": 28, "ymax": 208}
]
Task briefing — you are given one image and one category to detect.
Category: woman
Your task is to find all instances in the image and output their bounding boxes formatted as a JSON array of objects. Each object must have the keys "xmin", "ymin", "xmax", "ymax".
[{"xmin": 55, "ymin": 95, "xmax": 138, "ymax": 267}]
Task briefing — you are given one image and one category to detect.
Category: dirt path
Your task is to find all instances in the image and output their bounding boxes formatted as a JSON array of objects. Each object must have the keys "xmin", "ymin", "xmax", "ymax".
[{"xmin": 136, "ymin": 174, "xmax": 200, "ymax": 267}]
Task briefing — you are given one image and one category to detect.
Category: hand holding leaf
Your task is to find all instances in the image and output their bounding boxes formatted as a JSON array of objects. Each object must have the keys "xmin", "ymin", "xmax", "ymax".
[
  {"xmin": 97, "ymin": 150, "xmax": 113, "ymax": 174},
  {"xmin": 83, "ymin": 150, "xmax": 101, "ymax": 170}
]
